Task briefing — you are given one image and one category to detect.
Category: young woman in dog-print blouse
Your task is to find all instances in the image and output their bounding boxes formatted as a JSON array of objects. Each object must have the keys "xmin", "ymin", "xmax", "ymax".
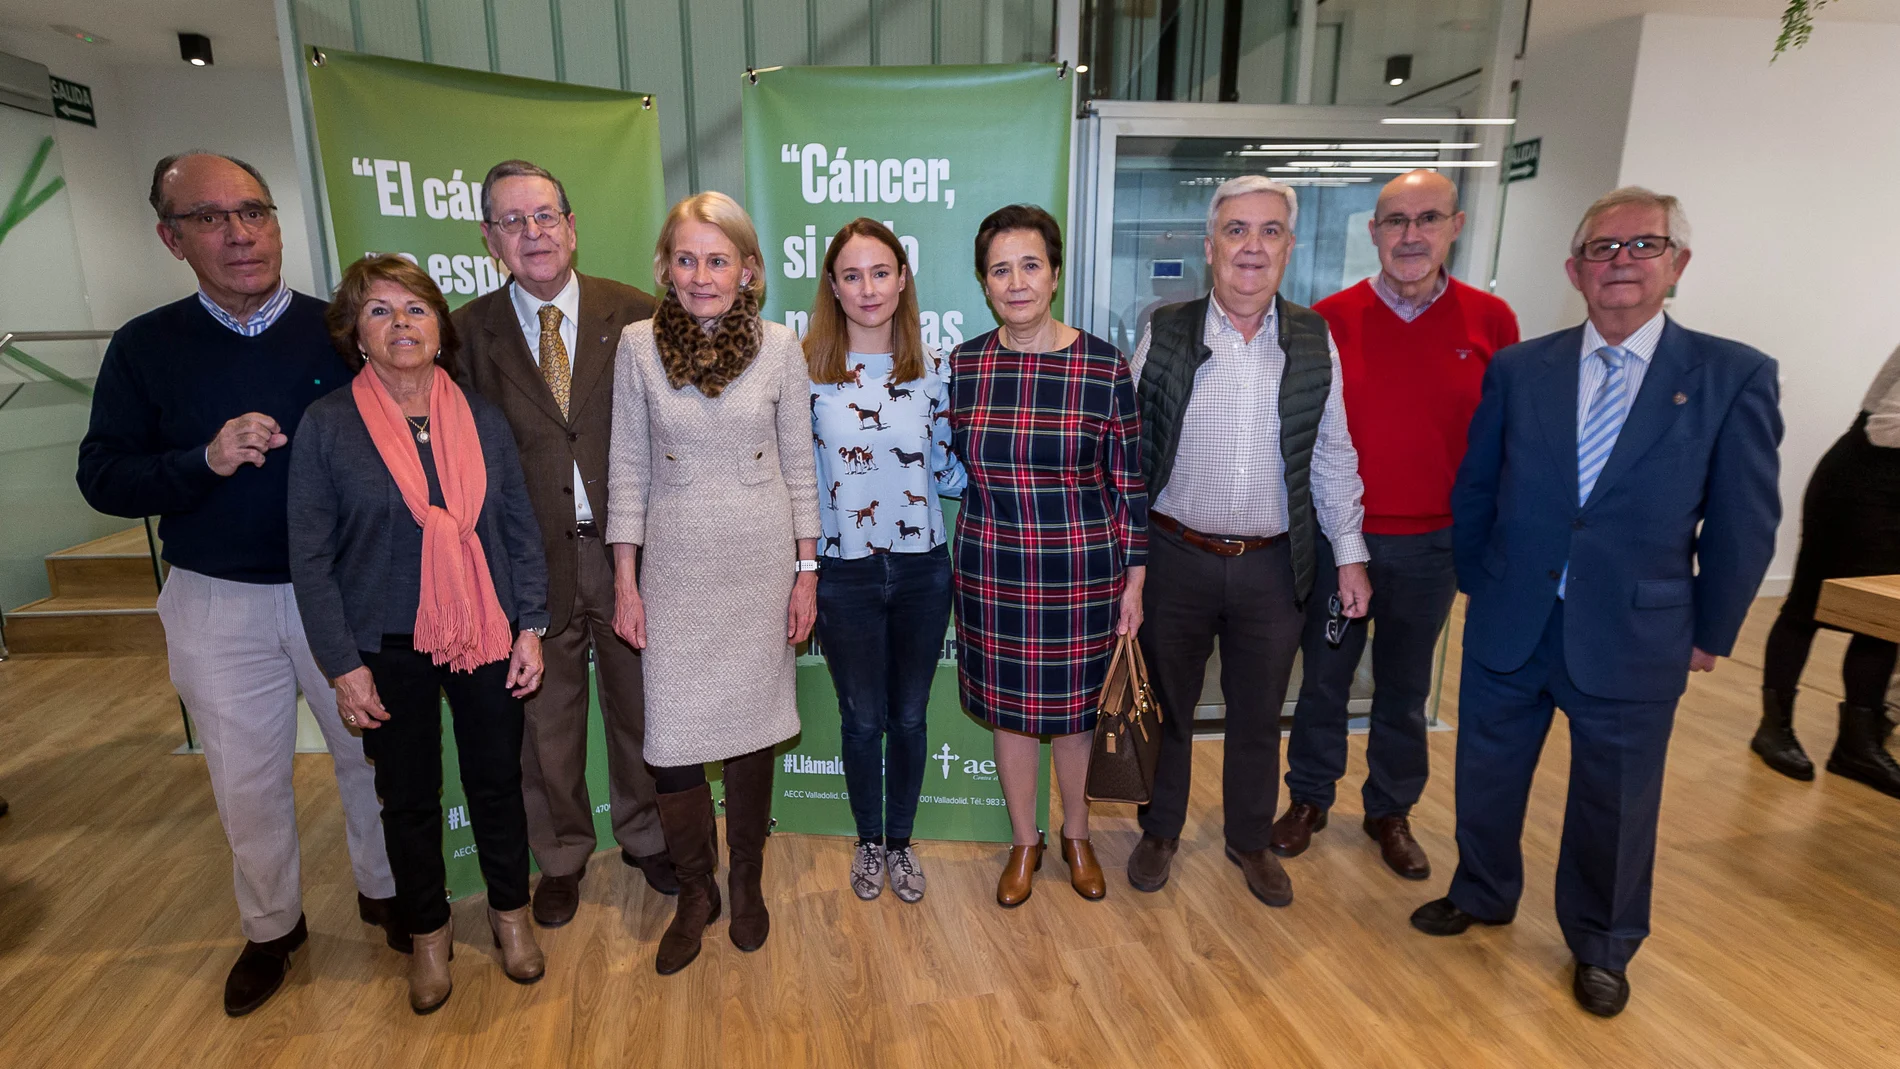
[{"xmin": 806, "ymin": 219, "xmax": 966, "ymax": 906}]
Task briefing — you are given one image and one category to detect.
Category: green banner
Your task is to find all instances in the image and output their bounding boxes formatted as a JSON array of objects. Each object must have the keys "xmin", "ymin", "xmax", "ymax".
[
  {"xmin": 304, "ymin": 48, "xmax": 665, "ymax": 307},
  {"xmin": 745, "ymin": 66, "xmax": 1073, "ymax": 841},
  {"xmin": 305, "ymin": 48, "xmax": 668, "ymax": 899}
]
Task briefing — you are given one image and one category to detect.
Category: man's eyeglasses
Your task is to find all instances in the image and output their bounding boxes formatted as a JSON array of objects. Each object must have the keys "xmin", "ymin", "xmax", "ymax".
[
  {"xmin": 166, "ymin": 204, "xmax": 277, "ymax": 234},
  {"xmin": 1577, "ymin": 236, "xmax": 1673, "ymax": 262},
  {"xmin": 1373, "ymin": 210, "xmax": 1453, "ymax": 235},
  {"xmin": 485, "ymin": 210, "xmax": 569, "ymax": 235},
  {"xmin": 1325, "ymin": 593, "xmax": 1350, "ymax": 648}
]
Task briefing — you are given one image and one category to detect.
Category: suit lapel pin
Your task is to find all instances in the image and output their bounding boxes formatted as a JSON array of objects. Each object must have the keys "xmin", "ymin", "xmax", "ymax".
[
  {"xmin": 600, "ymin": 335, "xmax": 609, "ymax": 344},
  {"xmin": 1672, "ymin": 391, "xmax": 1687, "ymax": 405}
]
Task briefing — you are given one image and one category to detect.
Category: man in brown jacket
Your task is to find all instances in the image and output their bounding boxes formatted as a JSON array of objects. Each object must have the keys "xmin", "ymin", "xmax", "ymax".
[{"xmin": 453, "ymin": 159, "xmax": 673, "ymax": 926}]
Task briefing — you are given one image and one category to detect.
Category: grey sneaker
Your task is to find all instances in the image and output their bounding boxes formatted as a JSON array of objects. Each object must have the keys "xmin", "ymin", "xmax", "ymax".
[
  {"xmin": 850, "ymin": 840, "xmax": 885, "ymax": 900},
  {"xmin": 886, "ymin": 845, "xmax": 926, "ymax": 903}
]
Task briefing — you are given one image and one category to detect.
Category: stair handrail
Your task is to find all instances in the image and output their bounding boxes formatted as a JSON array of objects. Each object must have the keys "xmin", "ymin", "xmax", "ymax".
[{"xmin": 0, "ymin": 328, "xmax": 113, "ymax": 409}]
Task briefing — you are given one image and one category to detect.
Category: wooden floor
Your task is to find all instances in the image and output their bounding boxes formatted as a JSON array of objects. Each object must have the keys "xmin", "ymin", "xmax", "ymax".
[{"xmin": 1, "ymin": 598, "xmax": 1897, "ymax": 1068}]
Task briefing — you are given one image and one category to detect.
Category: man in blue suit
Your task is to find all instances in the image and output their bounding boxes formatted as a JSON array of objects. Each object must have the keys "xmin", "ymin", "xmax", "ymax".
[{"xmin": 1409, "ymin": 187, "xmax": 1782, "ymax": 1017}]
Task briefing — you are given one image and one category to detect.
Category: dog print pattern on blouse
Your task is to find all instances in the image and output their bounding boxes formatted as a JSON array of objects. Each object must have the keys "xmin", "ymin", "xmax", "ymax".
[{"xmin": 811, "ymin": 349, "xmax": 966, "ymax": 559}]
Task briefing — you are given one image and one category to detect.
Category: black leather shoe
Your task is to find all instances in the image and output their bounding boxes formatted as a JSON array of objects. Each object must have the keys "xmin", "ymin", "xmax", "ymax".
[
  {"xmin": 1409, "ymin": 897, "xmax": 1511, "ymax": 936},
  {"xmin": 1751, "ymin": 687, "xmax": 1814, "ymax": 781},
  {"xmin": 1573, "ymin": 962, "xmax": 1631, "ymax": 1017},
  {"xmin": 358, "ymin": 893, "xmax": 411, "ymax": 954},
  {"xmin": 1126, "ymin": 834, "xmax": 1178, "ymax": 893},
  {"xmin": 623, "ymin": 849, "xmax": 681, "ymax": 896},
  {"xmin": 223, "ymin": 915, "xmax": 307, "ymax": 1017}
]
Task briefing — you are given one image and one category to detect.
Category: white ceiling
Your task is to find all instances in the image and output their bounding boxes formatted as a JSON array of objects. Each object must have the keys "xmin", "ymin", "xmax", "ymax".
[
  {"xmin": 1528, "ymin": 0, "xmax": 1900, "ymax": 44},
  {"xmin": 0, "ymin": 0, "xmax": 282, "ymax": 69}
]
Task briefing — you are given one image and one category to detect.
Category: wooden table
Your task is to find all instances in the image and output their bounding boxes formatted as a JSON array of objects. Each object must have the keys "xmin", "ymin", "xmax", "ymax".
[{"xmin": 1815, "ymin": 575, "xmax": 1900, "ymax": 643}]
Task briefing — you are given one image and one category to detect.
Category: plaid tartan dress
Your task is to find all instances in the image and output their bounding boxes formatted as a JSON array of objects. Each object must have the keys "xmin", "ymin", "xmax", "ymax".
[{"xmin": 949, "ymin": 329, "xmax": 1149, "ymax": 735}]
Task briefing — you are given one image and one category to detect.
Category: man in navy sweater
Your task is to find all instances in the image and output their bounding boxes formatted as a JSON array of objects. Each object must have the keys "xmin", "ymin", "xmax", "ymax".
[{"xmin": 77, "ymin": 153, "xmax": 396, "ymax": 1017}]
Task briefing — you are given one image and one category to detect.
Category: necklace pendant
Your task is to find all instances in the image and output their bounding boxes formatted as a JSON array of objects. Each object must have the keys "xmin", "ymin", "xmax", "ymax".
[{"xmin": 415, "ymin": 429, "xmax": 430, "ymax": 443}]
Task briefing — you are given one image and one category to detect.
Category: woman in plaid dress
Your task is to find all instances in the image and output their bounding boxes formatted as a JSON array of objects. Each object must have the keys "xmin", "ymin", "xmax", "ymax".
[{"xmin": 950, "ymin": 205, "xmax": 1148, "ymax": 908}]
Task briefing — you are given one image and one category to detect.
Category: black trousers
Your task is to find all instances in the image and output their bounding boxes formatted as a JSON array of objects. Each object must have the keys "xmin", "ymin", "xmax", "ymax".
[
  {"xmin": 360, "ymin": 638, "xmax": 531, "ymax": 933},
  {"xmin": 1286, "ymin": 530, "xmax": 1457, "ymax": 817},
  {"xmin": 1137, "ymin": 524, "xmax": 1305, "ymax": 852},
  {"xmin": 1763, "ymin": 608, "xmax": 1898, "ymax": 709}
]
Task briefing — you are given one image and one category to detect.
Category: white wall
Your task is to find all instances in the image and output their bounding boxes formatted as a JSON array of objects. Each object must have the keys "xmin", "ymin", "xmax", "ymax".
[
  {"xmin": 0, "ymin": 29, "xmax": 314, "ymax": 331},
  {"xmin": 1619, "ymin": 13, "xmax": 1900, "ymax": 583},
  {"xmin": 1492, "ymin": 16, "xmax": 1644, "ymax": 338}
]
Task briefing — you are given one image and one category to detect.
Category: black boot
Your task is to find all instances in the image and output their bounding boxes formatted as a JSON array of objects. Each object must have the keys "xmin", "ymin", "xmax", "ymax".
[
  {"xmin": 653, "ymin": 784, "xmax": 722, "ymax": 975},
  {"xmin": 1825, "ymin": 703, "xmax": 1900, "ymax": 800},
  {"xmin": 1751, "ymin": 687, "xmax": 1814, "ymax": 781},
  {"xmin": 723, "ymin": 748, "xmax": 774, "ymax": 952}
]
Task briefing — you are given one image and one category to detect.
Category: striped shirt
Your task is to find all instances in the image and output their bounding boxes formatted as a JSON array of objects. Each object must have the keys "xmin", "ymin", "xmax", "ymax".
[
  {"xmin": 1577, "ymin": 311, "xmax": 1664, "ymax": 433},
  {"xmin": 196, "ymin": 283, "xmax": 293, "ymax": 337},
  {"xmin": 1371, "ymin": 269, "xmax": 1449, "ymax": 323},
  {"xmin": 1130, "ymin": 296, "xmax": 1369, "ymax": 565}
]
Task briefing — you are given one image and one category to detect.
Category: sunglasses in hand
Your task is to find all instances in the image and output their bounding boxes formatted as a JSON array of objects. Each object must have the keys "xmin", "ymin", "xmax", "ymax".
[{"xmin": 1325, "ymin": 592, "xmax": 1351, "ymax": 648}]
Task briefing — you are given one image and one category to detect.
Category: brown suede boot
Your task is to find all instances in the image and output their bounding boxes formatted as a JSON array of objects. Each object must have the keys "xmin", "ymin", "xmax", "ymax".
[
  {"xmin": 408, "ymin": 922, "xmax": 454, "ymax": 1015},
  {"xmin": 654, "ymin": 784, "xmax": 722, "ymax": 975},
  {"xmin": 487, "ymin": 904, "xmax": 545, "ymax": 984},
  {"xmin": 723, "ymin": 748, "xmax": 775, "ymax": 952}
]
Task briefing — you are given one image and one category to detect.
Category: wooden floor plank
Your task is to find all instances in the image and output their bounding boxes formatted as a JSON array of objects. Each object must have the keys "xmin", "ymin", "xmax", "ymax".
[{"xmin": 1, "ymin": 597, "xmax": 1897, "ymax": 1067}]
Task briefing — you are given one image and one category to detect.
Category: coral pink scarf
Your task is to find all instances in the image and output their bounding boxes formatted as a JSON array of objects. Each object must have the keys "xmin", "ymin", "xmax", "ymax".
[{"xmin": 352, "ymin": 365, "xmax": 512, "ymax": 672}]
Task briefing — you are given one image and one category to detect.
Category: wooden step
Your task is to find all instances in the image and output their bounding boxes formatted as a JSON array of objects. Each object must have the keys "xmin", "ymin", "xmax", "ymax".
[
  {"xmin": 45, "ymin": 527, "xmax": 161, "ymax": 600},
  {"xmin": 4, "ymin": 592, "xmax": 165, "ymax": 655}
]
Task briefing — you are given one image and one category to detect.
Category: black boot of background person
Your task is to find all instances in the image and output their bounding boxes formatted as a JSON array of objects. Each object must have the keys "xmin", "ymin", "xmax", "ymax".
[
  {"xmin": 653, "ymin": 784, "xmax": 721, "ymax": 975},
  {"xmin": 1826, "ymin": 702, "xmax": 1900, "ymax": 799},
  {"xmin": 723, "ymin": 748, "xmax": 775, "ymax": 952},
  {"xmin": 1750, "ymin": 687, "xmax": 1814, "ymax": 781},
  {"xmin": 357, "ymin": 893, "xmax": 412, "ymax": 953}
]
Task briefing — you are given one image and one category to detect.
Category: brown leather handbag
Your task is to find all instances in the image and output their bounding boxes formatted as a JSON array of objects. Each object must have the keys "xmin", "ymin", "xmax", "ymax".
[{"xmin": 1084, "ymin": 632, "xmax": 1164, "ymax": 805}]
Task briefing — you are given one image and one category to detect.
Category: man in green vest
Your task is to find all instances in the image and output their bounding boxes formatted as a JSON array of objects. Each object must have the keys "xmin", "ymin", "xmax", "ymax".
[{"xmin": 1124, "ymin": 176, "xmax": 1372, "ymax": 909}]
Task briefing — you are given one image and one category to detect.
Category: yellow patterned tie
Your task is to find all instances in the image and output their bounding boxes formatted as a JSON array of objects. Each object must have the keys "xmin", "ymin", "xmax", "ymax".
[{"xmin": 538, "ymin": 304, "xmax": 571, "ymax": 418}]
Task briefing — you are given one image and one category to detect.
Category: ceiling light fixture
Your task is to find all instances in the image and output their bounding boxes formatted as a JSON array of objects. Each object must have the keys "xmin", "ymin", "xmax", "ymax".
[
  {"xmin": 179, "ymin": 32, "xmax": 213, "ymax": 67},
  {"xmin": 1385, "ymin": 55, "xmax": 1413, "ymax": 87},
  {"xmin": 1351, "ymin": 159, "xmax": 1497, "ymax": 168},
  {"xmin": 1382, "ymin": 117, "xmax": 1515, "ymax": 126}
]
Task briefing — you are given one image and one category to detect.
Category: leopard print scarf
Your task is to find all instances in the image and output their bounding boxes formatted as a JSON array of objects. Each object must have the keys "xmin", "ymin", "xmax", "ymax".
[{"xmin": 652, "ymin": 285, "xmax": 762, "ymax": 398}]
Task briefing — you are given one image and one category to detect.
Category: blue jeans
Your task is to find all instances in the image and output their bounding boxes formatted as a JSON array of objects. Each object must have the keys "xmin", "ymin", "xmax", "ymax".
[
  {"xmin": 813, "ymin": 545, "xmax": 951, "ymax": 842},
  {"xmin": 1286, "ymin": 530, "xmax": 1458, "ymax": 818}
]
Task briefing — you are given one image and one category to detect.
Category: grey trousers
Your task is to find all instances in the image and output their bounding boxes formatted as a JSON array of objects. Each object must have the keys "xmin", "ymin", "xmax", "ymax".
[{"xmin": 157, "ymin": 567, "xmax": 394, "ymax": 942}]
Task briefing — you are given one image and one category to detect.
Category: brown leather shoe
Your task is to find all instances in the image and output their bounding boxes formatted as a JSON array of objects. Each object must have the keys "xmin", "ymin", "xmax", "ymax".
[
  {"xmin": 1268, "ymin": 803, "xmax": 1328, "ymax": 858},
  {"xmin": 1364, "ymin": 815, "xmax": 1431, "ymax": 880},
  {"xmin": 1061, "ymin": 836, "xmax": 1106, "ymax": 900},
  {"xmin": 1126, "ymin": 833, "xmax": 1178, "ymax": 892},
  {"xmin": 487, "ymin": 904, "xmax": 546, "ymax": 984},
  {"xmin": 654, "ymin": 783, "xmax": 722, "ymax": 976},
  {"xmin": 408, "ymin": 922, "xmax": 454, "ymax": 1015},
  {"xmin": 996, "ymin": 833, "xmax": 1045, "ymax": 908},
  {"xmin": 531, "ymin": 860, "xmax": 584, "ymax": 928},
  {"xmin": 622, "ymin": 849, "xmax": 681, "ymax": 895},
  {"xmin": 1225, "ymin": 845, "xmax": 1294, "ymax": 907},
  {"xmin": 357, "ymin": 893, "xmax": 411, "ymax": 954}
]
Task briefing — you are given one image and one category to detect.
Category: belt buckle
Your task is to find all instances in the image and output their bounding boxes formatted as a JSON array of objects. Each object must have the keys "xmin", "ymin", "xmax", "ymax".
[{"xmin": 1212, "ymin": 535, "xmax": 1247, "ymax": 557}]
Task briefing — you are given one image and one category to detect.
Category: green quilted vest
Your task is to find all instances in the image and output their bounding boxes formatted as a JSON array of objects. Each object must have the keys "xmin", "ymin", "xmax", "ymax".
[{"xmin": 1137, "ymin": 294, "xmax": 1334, "ymax": 605}]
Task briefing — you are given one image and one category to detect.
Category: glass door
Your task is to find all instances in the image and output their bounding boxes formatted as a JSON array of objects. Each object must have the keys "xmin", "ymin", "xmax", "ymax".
[{"xmin": 1073, "ymin": 101, "xmax": 1485, "ymax": 725}]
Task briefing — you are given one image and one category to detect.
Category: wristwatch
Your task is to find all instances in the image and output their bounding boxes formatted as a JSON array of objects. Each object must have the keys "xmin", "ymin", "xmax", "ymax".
[
  {"xmin": 527, "ymin": 627, "xmax": 547, "ymax": 637},
  {"xmin": 794, "ymin": 558, "xmax": 819, "ymax": 573}
]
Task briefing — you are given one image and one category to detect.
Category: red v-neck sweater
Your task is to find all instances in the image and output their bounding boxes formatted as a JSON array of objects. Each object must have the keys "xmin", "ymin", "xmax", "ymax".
[{"xmin": 1315, "ymin": 277, "xmax": 1521, "ymax": 534}]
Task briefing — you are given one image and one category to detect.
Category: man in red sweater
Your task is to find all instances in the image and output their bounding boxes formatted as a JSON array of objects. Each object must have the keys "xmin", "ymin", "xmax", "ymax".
[{"xmin": 1268, "ymin": 170, "xmax": 1520, "ymax": 878}]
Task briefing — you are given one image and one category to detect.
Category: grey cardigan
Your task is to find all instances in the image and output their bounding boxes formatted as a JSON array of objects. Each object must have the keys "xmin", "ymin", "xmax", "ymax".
[{"xmin": 288, "ymin": 382, "xmax": 550, "ymax": 678}]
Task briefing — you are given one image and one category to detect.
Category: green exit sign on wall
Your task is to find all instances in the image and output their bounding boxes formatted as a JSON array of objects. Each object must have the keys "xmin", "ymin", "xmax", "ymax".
[{"xmin": 50, "ymin": 76, "xmax": 95, "ymax": 127}]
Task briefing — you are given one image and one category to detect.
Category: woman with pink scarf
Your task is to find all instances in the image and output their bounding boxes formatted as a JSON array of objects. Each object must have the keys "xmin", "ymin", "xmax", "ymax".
[{"xmin": 289, "ymin": 254, "xmax": 549, "ymax": 1015}]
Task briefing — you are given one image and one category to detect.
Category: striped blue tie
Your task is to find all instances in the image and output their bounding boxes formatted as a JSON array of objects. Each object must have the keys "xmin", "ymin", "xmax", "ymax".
[
  {"xmin": 1559, "ymin": 346, "xmax": 1629, "ymax": 598},
  {"xmin": 1577, "ymin": 346, "xmax": 1630, "ymax": 505}
]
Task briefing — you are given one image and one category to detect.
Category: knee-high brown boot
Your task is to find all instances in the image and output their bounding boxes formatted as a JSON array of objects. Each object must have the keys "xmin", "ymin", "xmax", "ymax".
[
  {"xmin": 653, "ymin": 783, "xmax": 722, "ymax": 975},
  {"xmin": 723, "ymin": 748, "xmax": 774, "ymax": 952}
]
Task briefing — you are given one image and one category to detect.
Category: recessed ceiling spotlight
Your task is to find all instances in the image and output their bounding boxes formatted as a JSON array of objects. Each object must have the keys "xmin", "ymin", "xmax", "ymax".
[
  {"xmin": 179, "ymin": 32, "xmax": 213, "ymax": 67},
  {"xmin": 50, "ymin": 24, "xmax": 109, "ymax": 44},
  {"xmin": 1385, "ymin": 55, "xmax": 1413, "ymax": 87}
]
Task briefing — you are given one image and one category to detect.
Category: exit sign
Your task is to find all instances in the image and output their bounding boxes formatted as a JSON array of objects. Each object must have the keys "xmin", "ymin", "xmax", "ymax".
[
  {"xmin": 50, "ymin": 76, "xmax": 95, "ymax": 126},
  {"xmin": 1506, "ymin": 138, "xmax": 1539, "ymax": 183}
]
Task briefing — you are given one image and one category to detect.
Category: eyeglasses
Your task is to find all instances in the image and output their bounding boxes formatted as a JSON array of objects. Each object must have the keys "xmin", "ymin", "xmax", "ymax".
[
  {"xmin": 485, "ymin": 210, "xmax": 569, "ymax": 235},
  {"xmin": 1577, "ymin": 236, "xmax": 1673, "ymax": 262},
  {"xmin": 1325, "ymin": 593, "xmax": 1350, "ymax": 648},
  {"xmin": 165, "ymin": 204, "xmax": 277, "ymax": 234},
  {"xmin": 1373, "ymin": 210, "xmax": 1454, "ymax": 235}
]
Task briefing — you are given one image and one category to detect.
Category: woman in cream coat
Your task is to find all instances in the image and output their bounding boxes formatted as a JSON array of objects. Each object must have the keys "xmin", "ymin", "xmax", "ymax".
[{"xmin": 608, "ymin": 191, "xmax": 820, "ymax": 975}]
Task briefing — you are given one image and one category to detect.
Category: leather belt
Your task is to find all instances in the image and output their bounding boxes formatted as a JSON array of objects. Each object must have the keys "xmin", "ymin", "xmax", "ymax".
[
  {"xmin": 574, "ymin": 520, "xmax": 601, "ymax": 539},
  {"xmin": 1150, "ymin": 511, "xmax": 1285, "ymax": 557}
]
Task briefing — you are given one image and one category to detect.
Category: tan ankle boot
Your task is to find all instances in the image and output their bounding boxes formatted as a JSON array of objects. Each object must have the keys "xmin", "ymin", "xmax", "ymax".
[
  {"xmin": 487, "ymin": 905, "xmax": 545, "ymax": 984},
  {"xmin": 409, "ymin": 922, "xmax": 454, "ymax": 1015}
]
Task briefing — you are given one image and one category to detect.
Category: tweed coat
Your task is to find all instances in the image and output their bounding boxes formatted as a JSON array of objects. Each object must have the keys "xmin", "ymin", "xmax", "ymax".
[{"xmin": 606, "ymin": 314, "xmax": 821, "ymax": 765}]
